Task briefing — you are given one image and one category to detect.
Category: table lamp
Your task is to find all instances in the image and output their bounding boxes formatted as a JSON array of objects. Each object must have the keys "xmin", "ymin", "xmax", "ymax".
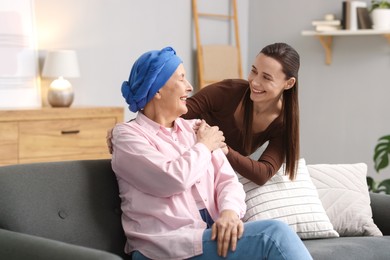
[{"xmin": 42, "ymin": 50, "xmax": 80, "ymax": 107}]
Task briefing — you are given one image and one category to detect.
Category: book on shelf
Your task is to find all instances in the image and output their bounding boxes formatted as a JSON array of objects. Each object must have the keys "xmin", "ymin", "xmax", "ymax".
[
  {"xmin": 312, "ymin": 20, "xmax": 341, "ymax": 26},
  {"xmin": 342, "ymin": 1, "xmax": 369, "ymax": 30},
  {"xmin": 315, "ymin": 25, "xmax": 342, "ymax": 32},
  {"xmin": 342, "ymin": 1, "xmax": 351, "ymax": 29},
  {"xmin": 356, "ymin": 7, "xmax": 373, "ymax": 29},
  {"xmin": 350, "ymin": 1, "xmax": 368, "ymax": 30}
]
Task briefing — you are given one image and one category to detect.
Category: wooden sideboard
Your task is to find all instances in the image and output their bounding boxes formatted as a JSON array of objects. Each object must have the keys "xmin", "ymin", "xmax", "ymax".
[{"xmin": 0, "ymin": 106, "xmax": 124, "ymax": 166}]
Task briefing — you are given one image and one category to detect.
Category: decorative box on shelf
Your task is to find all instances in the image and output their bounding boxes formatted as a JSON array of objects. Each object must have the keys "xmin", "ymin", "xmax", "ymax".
[{"xmin": 0, "ymin": 106, "xmax": 124, "ymax": 166}]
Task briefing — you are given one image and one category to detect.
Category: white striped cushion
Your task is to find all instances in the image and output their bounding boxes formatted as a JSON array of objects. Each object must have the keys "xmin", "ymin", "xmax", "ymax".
[{"xmin": 238, "ymin": 158, "xmax": 339, "ymax": 239}]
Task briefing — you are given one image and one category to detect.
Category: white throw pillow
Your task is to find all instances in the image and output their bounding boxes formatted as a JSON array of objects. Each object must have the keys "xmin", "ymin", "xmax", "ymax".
[
  {"xmin": 307, "ymin": 163, "xmax": 382, "ymax": 236},
  {"xmin": 238, "ymin": 158, "xmax": 339, "ymax": 239}
]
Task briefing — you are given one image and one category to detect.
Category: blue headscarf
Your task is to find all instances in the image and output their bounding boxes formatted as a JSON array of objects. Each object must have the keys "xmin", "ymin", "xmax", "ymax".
[{"xmin": 121, "ymin": 46, "xmax": 183, "ymax": 112}]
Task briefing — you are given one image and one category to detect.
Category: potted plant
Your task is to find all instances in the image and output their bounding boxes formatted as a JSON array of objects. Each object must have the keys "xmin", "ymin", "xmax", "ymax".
[
  {"xmin": 370, "ymin": 0, "xmax": 390, "ymax": 29},
  {"xmin": 368, "ymin": 135, "xmax": 390, "ymax": 194}
]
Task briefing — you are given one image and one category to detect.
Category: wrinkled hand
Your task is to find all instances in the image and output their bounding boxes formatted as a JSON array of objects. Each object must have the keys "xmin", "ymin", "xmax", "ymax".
[
  {"xmin": 196, "ymin": 120, "xmax": 225, "ymax": 152},
  {"xmin": 194, "ymin": 120, "xmax": 227, "ymax": 153},
  {"xmin": 106, "ymin": 128, "xmax": 114, "ymax": 154},
  {"xmin": 211, "ymin": 210, "xmax": 244, "ymax": 258}
]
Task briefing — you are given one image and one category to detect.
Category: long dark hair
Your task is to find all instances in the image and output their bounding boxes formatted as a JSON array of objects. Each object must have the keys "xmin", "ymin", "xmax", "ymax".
[{"xmin": 243, "ymin": 42, "xmax": 300, "ymax": 180}]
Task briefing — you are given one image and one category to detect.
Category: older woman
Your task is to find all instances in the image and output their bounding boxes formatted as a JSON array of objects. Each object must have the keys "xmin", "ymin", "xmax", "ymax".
[{"xmin": 111, "ymin": 47, "xmax": 312, "ymax": 260}]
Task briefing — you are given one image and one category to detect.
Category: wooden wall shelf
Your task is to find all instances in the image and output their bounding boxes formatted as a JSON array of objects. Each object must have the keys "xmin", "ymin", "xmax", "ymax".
[{"xmin": 301, "ymin": 29, "xmax": 390, "ymax": 65}]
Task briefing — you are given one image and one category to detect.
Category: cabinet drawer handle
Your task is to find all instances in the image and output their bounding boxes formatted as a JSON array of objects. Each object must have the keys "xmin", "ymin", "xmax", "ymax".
[{"xmin": 61, "ymin": 130, "xmax": 80, "ymax": 135}]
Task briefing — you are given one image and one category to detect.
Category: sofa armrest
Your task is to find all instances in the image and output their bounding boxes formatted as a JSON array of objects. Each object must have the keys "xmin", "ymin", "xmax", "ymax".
[
  {"xmin": 370, "ymin": 192, "xmax": 390, "ymax": 235},
  {"xmin": 0, "ymin": 229, "xmax": 122, "ymax": 260}
]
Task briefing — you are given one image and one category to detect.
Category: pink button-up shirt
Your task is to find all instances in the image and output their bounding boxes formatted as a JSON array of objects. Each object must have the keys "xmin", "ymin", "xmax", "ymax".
[{"xmin": 111, "ymin": 112, "xmax": 246, "ymax": 260}]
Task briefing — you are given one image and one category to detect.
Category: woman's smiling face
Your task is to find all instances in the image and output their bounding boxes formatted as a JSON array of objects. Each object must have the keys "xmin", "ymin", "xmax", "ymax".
[
  {"xmin": 248, "ymin": 53, "xmax": 291, "ymax": 103},
  {"xmin": 157, "ymin": 64, "xmax": 193, "ymax": 118}
]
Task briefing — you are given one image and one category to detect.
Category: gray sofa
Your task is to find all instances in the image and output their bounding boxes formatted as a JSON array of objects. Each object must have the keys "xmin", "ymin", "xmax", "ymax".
[{"xmin": 0, "ymin": 159, "xmax": 389, "ymax": 260}]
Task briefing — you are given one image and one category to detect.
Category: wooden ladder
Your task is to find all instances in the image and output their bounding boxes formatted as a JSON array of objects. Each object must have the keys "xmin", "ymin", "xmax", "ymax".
[{"xmin": 192, "ymin": 0, "xmax": 243, "ymax": 88}]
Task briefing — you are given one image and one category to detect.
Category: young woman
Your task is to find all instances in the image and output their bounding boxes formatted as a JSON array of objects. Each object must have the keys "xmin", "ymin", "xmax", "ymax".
[
  {"xmin": 183, "ymin": 42, "xmax": 300, "ymax": 185},
  {"xmin": 111, "ymin": 46, "xmax": 311, "ymax": 260}
]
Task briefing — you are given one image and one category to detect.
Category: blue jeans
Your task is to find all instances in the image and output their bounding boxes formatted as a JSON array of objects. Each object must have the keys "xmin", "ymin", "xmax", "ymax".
[
  {"xmin": 190, "ymin": 220, "xmax": 312, "ymax": 260},
  {"xmin": 132, "ymin": 219, "xmax": 312, "ymax": 260}
]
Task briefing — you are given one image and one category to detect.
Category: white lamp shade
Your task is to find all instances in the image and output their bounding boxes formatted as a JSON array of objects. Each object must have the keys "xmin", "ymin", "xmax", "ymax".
[{"xmin": 42, "ymin": 50, "xmax": 80, "ymax": 78}]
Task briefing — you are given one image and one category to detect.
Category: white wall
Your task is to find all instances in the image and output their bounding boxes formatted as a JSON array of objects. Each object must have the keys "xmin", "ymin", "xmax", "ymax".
[
  {"xmin": 35, "ymin": 0, "xmax": 248, "ymax": 122},
  {"xmin": 35, "ymin": 0, "xmax": 193, "ymax": 121},
  {"xmin": 248, "ymin": 0, "xmax": 390, "ymax": 180},
  {"xmin": 34, "ymin": 0, "xmax": 390, "ymax": 180}
]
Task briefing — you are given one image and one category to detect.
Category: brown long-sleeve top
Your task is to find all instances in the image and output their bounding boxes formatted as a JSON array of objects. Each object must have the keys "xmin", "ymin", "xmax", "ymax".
[{"xmin": 183, "ymin": 79, "xmax": 284, "ymax": 185}]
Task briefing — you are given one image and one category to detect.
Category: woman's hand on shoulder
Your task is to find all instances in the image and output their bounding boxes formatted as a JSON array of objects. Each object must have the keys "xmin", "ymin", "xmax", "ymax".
[
  {"xmin": 194, "ymin": 119, "xmax": 227, "ymax": 153},
  {"xmin": 195, "ymin": 120, "xmax": 225, "ymax": 152}
]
